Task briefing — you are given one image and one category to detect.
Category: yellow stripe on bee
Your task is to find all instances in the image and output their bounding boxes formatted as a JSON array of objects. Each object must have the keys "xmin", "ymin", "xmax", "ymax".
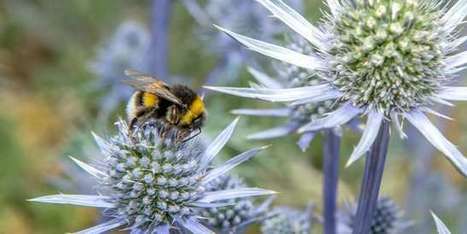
[
  {"xmin": 142, "ymin": 92, "xmax": 159, "ymax": 107},
  {"xmin": 180, "ymin": 96, "xmax": 204, "ymax": 125}
]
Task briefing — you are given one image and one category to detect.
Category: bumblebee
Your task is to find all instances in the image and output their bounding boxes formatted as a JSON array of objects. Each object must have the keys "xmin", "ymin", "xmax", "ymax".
[{"xmin": 124, "ymin": 69, "xmax": 206, "ymax": 136}]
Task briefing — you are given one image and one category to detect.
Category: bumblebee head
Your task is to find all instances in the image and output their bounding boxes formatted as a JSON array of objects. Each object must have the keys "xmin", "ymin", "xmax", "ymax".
[{"xmin": 180, "ymin": 94, "xmax": 206, "ymax": 127}]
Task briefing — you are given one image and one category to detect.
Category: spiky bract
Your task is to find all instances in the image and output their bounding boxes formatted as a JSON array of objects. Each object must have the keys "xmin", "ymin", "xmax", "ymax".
[{"xmin": 281, "ymin": 37, "xmax": 337, "ymax": 125}]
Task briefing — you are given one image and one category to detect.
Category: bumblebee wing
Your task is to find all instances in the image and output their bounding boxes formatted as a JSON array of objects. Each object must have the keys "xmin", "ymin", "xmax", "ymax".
[
  {"xmin": 124, "ymin": 69, "xmax": 184, "ymax": 106},
  {"xmin": 125, "ymin": 69, "xmax": 149, "ymax": 77}
]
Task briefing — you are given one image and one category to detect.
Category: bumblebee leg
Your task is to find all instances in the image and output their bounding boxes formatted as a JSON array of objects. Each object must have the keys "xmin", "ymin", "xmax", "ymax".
[
  {"xmin": 138, "ymin": 108, "xmax": 157, "ymax": 126},
  {"xmin": 129, "ymin": 118, "xmax": 138, "ymax": 130},
  {"xmin": 166, "ymin": 105, "xmax": 181, "ymax": 125},
  {"xmin": 182, "ymin": 128, "xmax": 201, "ymax": 142},
  {"xmin": 129, "ymin": 107, "xmax": 153, "ymax": 130}
]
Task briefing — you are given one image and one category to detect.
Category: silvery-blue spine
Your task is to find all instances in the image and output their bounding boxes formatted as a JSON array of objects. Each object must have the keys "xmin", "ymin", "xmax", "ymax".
[{"xmin": 230, "ymin": 35, "xmax": 354, "ymax": 151}]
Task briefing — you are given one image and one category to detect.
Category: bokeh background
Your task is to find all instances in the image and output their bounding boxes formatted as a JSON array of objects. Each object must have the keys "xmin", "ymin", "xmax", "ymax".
[{"xmin": 0, "ymin": 0, "xmax": 465, "ymax": 233}]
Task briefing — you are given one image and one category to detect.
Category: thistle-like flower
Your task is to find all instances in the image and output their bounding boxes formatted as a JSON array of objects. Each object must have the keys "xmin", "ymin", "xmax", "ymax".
[
  {"xmin": 206, "ymin": 0, "xmax": 467, "ymax": 175},
  {"xmin": 199, "ymin": 174, "xmax": 269, "ymax": 233},
  {"xmin": 30, "ymin": 118, "xmax": 274, "ymax": 233},
  {"xmin": 90, "ymin": 21, "xmax": 150, "ymax": 119},
  {"xmin": 339, "ymin": 197, "xmax": 411, "ymax": 234},
  {"xmin": 261, "ymin": 205, "xmax": 313, "ymax": 234}
]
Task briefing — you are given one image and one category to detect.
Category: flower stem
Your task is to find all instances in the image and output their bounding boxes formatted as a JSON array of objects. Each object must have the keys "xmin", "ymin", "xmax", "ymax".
[
  {"xmin": 323, "ymin": 130, "xmax": 341, "ymax": 234},
  {"xmin": 352, "ymin": 120, "xmax": 390, "ymax": 234},
  {"xmin": 149, "ymin": 0, "xmax": 172, "ymax": 79}
]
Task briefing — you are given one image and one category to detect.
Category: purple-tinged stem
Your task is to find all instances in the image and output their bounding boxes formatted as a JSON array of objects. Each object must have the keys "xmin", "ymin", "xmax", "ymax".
[
  {"xmin": 352, "ymin": 120, "xmax": 390, "ymax": 234},
  {"xmin": 323, "ymin": 130, "xmax": 341, "ymax": 234},
  {"xmin": 149, "ymin": 0, "xmax": 172, "ymax": 79}
]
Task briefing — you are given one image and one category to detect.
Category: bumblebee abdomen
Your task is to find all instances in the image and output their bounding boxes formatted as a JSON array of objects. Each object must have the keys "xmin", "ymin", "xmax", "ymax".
[
  {"xmin": 126, "ymin": 91, "xmax": 160, "ymax": 120},
  {"xmin": 126, "ymin": 91, "xmax": 141, "ymax": 122},
  {"xmin": 142, "ymin": 92, "xmax": 159, "ymax": 108}
]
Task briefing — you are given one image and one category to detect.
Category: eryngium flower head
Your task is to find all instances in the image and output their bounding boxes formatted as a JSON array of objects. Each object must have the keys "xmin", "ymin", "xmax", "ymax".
[
  {"xmin": 199, "ymin": 174, "xmax": 268, "ymax": 233},
  {"xmin": 339, "ymin": 197, "xmax": 411, "ymax": 234},
  {"xmin": 90, "ymin": 21, "xmax": 150, "ymax": 119},
  {"xmin": 30, "ymin": 118, "xmax": 274, "ymax": 233},
  {"xmin": 206, "ymin": 0, "xmax": 467, "ymax": 175},
  {"xmin": 261, "ymin": 205, "xmax": 313, "ymax": 234},
  {"xmin": 329, "ymin": 0, "xmax": 445, "ymax": 113}
]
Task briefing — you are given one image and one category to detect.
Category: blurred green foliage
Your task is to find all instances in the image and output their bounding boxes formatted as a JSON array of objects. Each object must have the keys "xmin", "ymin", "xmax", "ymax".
[{"xmin": 0, "ymin": 0, "xmax": 465, "ymax": 233}]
